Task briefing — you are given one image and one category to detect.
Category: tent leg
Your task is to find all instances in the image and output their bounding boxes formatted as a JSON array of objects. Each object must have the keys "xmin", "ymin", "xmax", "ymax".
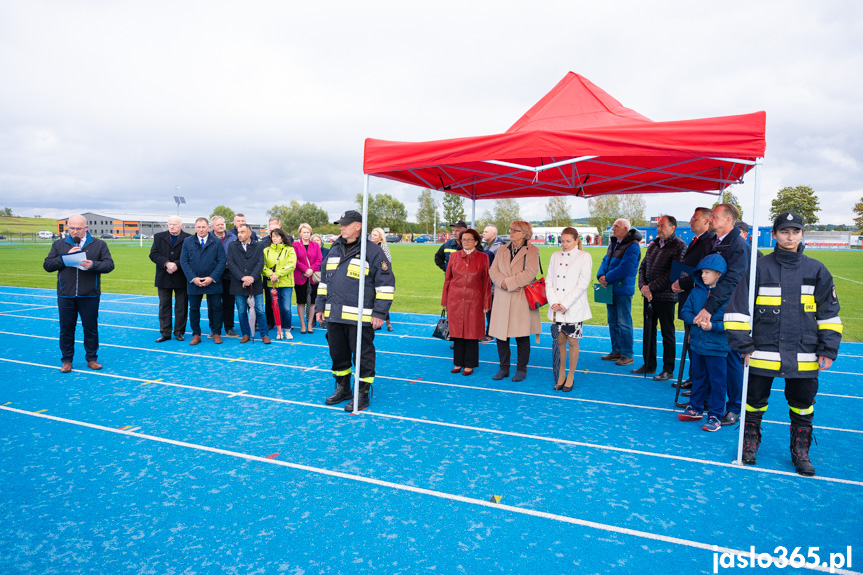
[
  {"xmin": 735, "ymin": 159, "xmax": 762, "ymax": 464},
  {"xmin": 352, "ymin": 174, "xmax": 371, "ymax": 414},
  {"xmin": 471, "ymin": 198, "xmax": 476, "ymax": 229}
]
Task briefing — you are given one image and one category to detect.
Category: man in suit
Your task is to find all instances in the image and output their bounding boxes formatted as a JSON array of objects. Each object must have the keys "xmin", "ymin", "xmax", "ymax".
[
  {"xmin": 211, "ymin": 216, "xmax": 238, "ymax": 337},
  {"xmin": 180, "ymin": 217, "xmax": 225, "ymax": 345},
  {"xmin": 43, "ymin": 214, "xmax": 115, "ymax": 372},
  {"xmin": 227, "ymin": 224, "xmax": 270, "ymax": 344},
  {"xmin": 149, "ymin": 216, "xmax": 190, "ymax": 342},
  {"xmin": 671, "ymin": 207, "xmax": 716, "ymax": 390},
  {"xmin": 693, "ymin": 203, "xmax": 751, "ymax": 426}
]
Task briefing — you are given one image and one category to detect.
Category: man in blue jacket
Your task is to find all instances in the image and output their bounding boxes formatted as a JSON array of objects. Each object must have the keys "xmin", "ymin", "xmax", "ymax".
[
  {"xmin": 597, "ymin": 219, "xmax": 642, "ymax": 366},
  {"xmin": 43, "ymin": 214, "xmax": 115, "ymax": 373},
  {"xmin": 180, "ymin": 217, "xmax": 226, "ymax": 345}
]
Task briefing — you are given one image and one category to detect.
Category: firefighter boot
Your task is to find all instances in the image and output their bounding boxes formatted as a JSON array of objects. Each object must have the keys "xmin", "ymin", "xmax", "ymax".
[
  {"xmin": 741, "ymin": 420, "xmax": 762, "ymax": 465},
  {"xmin": 325, "ymin": 374, "xmax": 353, "ymax": 405},
  {"xmin": 345, "ymin": 381, "xmax": 372, "ymax": 412},
  {"xmin": 790, "ymin": 426, "xmax": 816, "ymax": 476}
]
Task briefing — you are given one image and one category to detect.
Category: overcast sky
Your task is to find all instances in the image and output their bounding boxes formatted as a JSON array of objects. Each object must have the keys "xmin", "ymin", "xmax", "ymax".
[{"xmin": 2, "ymin": 1, "xmax": 861, "ymax": 227}]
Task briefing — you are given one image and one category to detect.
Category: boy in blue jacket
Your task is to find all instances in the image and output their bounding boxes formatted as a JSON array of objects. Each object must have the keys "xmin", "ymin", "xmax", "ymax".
[{"xmin": 678, "ymin": 254, "xmax": 731, "ymax": 432}]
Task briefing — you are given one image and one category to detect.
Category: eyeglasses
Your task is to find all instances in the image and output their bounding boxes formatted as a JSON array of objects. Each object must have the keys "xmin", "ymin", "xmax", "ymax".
[
  {"xmin": 461, "ymin": 237, "xmax": 477, "ymax": 242},
  {"xmin": 509, "ymin": 229, "xmax": 522, "ymax": 234}
]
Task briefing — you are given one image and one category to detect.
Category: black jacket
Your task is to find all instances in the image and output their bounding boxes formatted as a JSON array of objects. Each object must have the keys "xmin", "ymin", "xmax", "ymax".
[
  {"xmin": 149, "ymin": 230, "xmax": 190, "ymax": 289},
  {"xmin": 43, "ymin": 233, "xmax": 115, "ymax": 297},
  {"xmin": 638, "ymin": 235, "xmax": 686, "ymax": 302},
  {"xmin": 702, "ymin": 231, "xmax": 750, "ymax": 315},
  {"xmin": 227, "ymin": 240, "xmax": 265, "ymax": 296}
]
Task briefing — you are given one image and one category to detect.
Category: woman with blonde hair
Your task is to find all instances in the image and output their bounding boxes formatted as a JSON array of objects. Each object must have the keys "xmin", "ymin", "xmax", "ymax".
[
  {"xmin": 547, "ymin": 227, "xmax": 592, "ymax": 391},
  {"xmin": 369, "ymin": 227, "xmax": 393, "ymax": 331},
  {"xmin": 293, "ymin": 222, "xmax": 322, "ymax": 334},
  {"xmin": 488, "ymin": 220, "xmax": 542, "ymax": 382}
]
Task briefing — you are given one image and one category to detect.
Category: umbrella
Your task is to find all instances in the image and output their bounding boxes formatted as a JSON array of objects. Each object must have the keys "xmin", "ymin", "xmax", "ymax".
[
  {"xmin": 270, "ymin": 287, "xmax": 281, "ymax": 332},
  {"xmin": 642, "ymin": 301, "xmax": 653, "ymax": 379},
  {"xmin": 247, "ymin": 294, "xmax": 256, "ymax": 342},
  {"xmin": 550, "ymin": 315, "xmax": 560, "ymax": 386},
  {"xmin": 674, "ymin": 326, "xmax": 691, "ymax": 408}
]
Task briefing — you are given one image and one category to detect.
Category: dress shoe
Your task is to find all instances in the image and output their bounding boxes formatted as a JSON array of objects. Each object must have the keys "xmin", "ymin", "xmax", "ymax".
[
  {"xmin": 240, "ymin": 335, "xmax": 251, "ymax": 343},
  {"xmin": 462, "ymin": 368, "xmax": 474, "ymax": 376},
  {"xmin": 450, "ymin": 367, "xmax": 463, "ymax": 374},
  {"xmin": 630, "ymin": 365, "xmax": 655, "ymax": 374},
  {"xmin": 601, "ymin": 353, "xmax": 622, "ymax": 361},
  {"xmin": 512, "ymin": 371, "xmax": 527, "ymax": 382},
  {"xmin": 720, "ymin": 411, "xmax": 740, "ymax": 427},
  {"xmin": 60, "ymin": 362, "xmax": 73, "ymax": 373},
  {"xmin": 155, "ymin": 335, "xmax": 171, "ymax": 343},
  {"xmin": 614, "ymin": 357, "xmax": 634, "ymax": 366},
  {"xmin": 174, "ymin": 333, "xmax": 185, "ymax": 341},
  {"xmin": 653, "ymin": 371, "xmax": 673, "ymax": 382},
  {"xmin": 261, "ymin": 335, "xmax": 272, "ymax": 344},
  {"xmin": 87, "ymin": 361, "xmax": 102, "ymax": 370},
  {"xmin": 225, "ymin": 329, "xmax": 238, "ymax": 338},
  {"xmin": 671, "ymin": 378, "xmax": 692, "ymax": 389},
  {"xmin": 213, "ymin": 334, "xmax": 223, "ymax": 344},
  {"xmin": 492, "ymin": 369, "xmax": 510, "ymax": 381},
  {"xmin": 190, "ymin": 335, "xmax": 202, "ymax": 345},
  {"xmin": 682, "ymin": 390, "xmax": 691, "ymax": 397}
]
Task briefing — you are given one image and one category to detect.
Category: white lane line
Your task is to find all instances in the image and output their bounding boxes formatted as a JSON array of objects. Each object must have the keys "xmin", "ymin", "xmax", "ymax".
[
  {"xmin": 0, "ymin": 406, "xmax": 860, "ymax": 575},
  {"xmin": 2, "ymin": 357, "xmax": 862, "ymax": 477},
  {"xmin": 0, "ymin": 305, "xmax": 56, "ymax": 315}
]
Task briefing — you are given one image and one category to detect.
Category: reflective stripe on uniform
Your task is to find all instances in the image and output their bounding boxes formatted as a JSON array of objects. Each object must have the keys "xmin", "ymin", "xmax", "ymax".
[
  {"xmin": 724, "ymin": 312, "xmax": 751, "ymax": 331},
  {"xmin": 332, "ymin": 368, "xmax": 351, "ymax": 376},
  {"xmin": 746, "ymin": 404, "xmax": 768, "ymax": 412},
  {"xmin": 341, "ymin": 305, "xmax": 373, "ymax": 322},
  {"xmin": 318, "ymin": 282, "xmax": 327, "ymax": 295},
  {"xmin": 800, "ymin": 294, "xmax": 815, "ymax": 306},
  {"xmin": 750, "ymin": 350, "xmax": 781, "ymax": 371},
  {"xmin": 756, "ymin": 286, "xmax": 781, "ymax": 306},
  {"xmin": 789, "ymin": 404, "xmax": 814, "ymax": 416},
  {"xmin": 797, "ymin": 352, "xmax": 819, "ymax": 371},
  {"xmin": 375, "ymin": 285, "xmax": 395, "ymax": 300},
  {"xmin": 359, "ymin": 376, "xmax": 374, "ymax": 384},
  {"xmin": 817, "ymin": 316, "xmax": 843, "ymax": 334},
  {"xmin": 444, "ymin": 248, "xmax": 457, "ymax": 254},
  {"xmin": 800, "ymin": 284, "xmax": 815, "ymax": 295},
  {"xmin": 347, "ymin": 258, "xmax": 370, "ymax": 277}
]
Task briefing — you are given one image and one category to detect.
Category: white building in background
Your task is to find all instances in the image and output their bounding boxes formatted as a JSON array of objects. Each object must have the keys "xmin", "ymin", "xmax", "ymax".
[{"xmin": 55, "ymin": 212, "xmax": 263, "ymax": 237}]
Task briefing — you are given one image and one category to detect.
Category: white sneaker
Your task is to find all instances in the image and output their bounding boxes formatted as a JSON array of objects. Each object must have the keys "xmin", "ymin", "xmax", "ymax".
[
  {"xmin": 276, "ymin": 332, "xmax": 283, "ymax": 340},
  {"xmin": 284, "ymin": 330, "xmax": 293, "ymax": 340}
]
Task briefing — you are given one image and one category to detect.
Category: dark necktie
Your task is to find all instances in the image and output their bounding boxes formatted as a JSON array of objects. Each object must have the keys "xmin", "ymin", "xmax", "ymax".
[{"xmin": 200, "ymin": 238, "xmax": 205, "ymax": 248}]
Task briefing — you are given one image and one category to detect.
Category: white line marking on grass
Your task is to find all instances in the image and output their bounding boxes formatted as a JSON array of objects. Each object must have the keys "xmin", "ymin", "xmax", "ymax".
[
  {"xmin": 0, "ymin": 406, "xmax": 860, "ymax": 574},
  {"xmin": 3, "ymin": 356, "xmax": 862, "ymax": 484},
  {"xmin": 834, "ymin": 275, "xmax": 863, "ymax": 285}
]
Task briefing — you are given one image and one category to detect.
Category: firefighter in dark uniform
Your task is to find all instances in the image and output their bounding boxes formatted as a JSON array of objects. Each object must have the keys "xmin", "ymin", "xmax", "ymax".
[
  {"xmin": 316, "ymin": 210, "xmax": 395, "ymax": 411},
  {"xmin": 725, "ymin": 212, "xmax": 842, "ymax": 476},
  {"xmin": 434, "ymin": 220, "xmax": 467, "ymax": 272}
]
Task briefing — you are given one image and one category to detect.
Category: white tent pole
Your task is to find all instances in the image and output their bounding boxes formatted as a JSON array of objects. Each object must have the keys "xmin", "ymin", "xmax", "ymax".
[
  {"xmin": 735, "ymin": 158, "xmax": 763, "ymax": 464},
  {"xmin": 471, "ymin": 198, "xmax": 476, "ymax": 228},
  {"xmin": 352, "ymin": 174, "xmax": 371, "ymax": 414}
]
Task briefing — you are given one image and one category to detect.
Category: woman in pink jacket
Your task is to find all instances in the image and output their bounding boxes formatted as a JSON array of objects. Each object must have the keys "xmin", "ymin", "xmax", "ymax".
[{"xmin": 293, "ymin": 222, "xmax": 322, "ymax": 334}]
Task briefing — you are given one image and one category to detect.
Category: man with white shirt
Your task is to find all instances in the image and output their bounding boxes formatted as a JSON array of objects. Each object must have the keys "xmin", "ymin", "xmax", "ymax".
[{"xmin": 180, "ymin": 217, "xmax": 225, "ymax": 345}]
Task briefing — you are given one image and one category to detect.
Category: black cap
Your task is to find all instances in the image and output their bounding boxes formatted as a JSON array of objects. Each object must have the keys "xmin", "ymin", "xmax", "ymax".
[
  {"xmin": 773, "ymin": 212, "xmax": 804, "ymax": 231},
  {"xmin": 735, "ymin": 221, "xmax": 749, "ymax": 234},
  {"xmin": 334, "ymin": 210, "xmax": 362, "ymax": 225},
  {"xmin": 451, "ymin": 220, "xmax": 468, "ymax": 229}
]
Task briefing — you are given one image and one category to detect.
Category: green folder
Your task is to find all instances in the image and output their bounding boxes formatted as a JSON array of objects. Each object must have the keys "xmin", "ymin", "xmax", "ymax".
[{"xmin": 593, "ymin": 283, "xmax": 614, "ymax": 304}]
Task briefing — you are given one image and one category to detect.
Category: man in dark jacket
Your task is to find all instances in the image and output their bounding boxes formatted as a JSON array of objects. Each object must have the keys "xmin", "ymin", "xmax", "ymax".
[
  {"xmin": 635, "ymin": 216, "xmax": 686, "ymax": 380},
  {"xmin": 693, "ymin": 203, "xmax": 751, "ymax": 426},
  {"xmin": 43, "ymin": 214, "xmax": 115, "ymax": 372},
  {"xmin": 597, "ymin": 219, "xmax": 642, "ymax": 366},
  {"xmin": 725, "ymin": 212, "xmax": 841, "ymax": 476},
  {"xmin": 211, "ymin": 216, "xmax": 237, "ymax": 337},
  {"xmin": 671, "ymin": 207, "xmax": 716, "ymax": 390},
  {"xmin": 227, "ymin": 224, "xmax": 270, "ymax": 344},
  {"xmin": 180, "ymin": 217, "xmax": 225, "ymax": 345},
  {"xmin": 435, "ymin": 220, "xmax": 467, "ymax": 272},
  {"xmin": 149, "ymin": 216, "xmax": 190, "ymax": 342}
]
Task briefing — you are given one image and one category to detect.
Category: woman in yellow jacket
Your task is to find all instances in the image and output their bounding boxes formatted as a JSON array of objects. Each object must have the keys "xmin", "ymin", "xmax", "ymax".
[{"xmin": 263, "ymin": 229, "xmax": 297, "ymax": 340}]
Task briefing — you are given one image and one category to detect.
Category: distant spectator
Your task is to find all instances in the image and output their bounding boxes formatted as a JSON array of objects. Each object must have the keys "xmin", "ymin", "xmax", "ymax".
[
  {"xmin": 547, "ymin": 227, "xmax": 592, "ymax": 392},
  {"xmin": 489, "ymin": 220, "xmax": 541, "ymax": 382},
  {"xmin": 210, "ymin": 216, "xmax": 238, "ymax": 337},
  {"xmin": 263, "ymin": 228, "xmax": 296, "ymax": 340},
  {"xmin": 294, "ymin": 222, "xmax": 322, "ymax": 334},
  {"xmin": 435, "ymin": 220, "xmax": 467, "ymax": 272},
  {"xmin": 441, "ymin": 229, "xmax": 491, "ymax": 377},
  {"xmin": 227, "ymin": 224, "xmax": 269, "ymax": 344},
  {"xmin": 370, "ymin": 227, "xmax": 394, "ymax": 331},
  {"xmin": 180, "ymin": 217, "xmax": 225, "ymax": 345}
]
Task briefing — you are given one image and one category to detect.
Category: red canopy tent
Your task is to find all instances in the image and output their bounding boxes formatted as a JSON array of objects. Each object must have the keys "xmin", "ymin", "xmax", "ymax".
[
  {"xmin": 363, "ymin": 72, "xmax": 765, "ymax": 202},
  {"xmin": 352, "ymin": 73, "xmax": 764, "ymax": 467}
]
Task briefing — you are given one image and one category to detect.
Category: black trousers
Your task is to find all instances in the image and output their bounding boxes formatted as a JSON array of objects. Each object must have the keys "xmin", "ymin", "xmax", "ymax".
[
  {"xmin": 157, "ymin": 287, "xmax": 188, "ymax": 337},
  {"xmin": 453, "ymin": 338, "xmax": 479, "ymax": 368},
  {"xmin": 188, "ymin": 293, "xmax": 223, "ymax": 336},
  {"xmin": 58, "ymin": 296, "xmax": 100, "ymax": 363},
  {"xmin": 327, "ymin": 322, "xmax": 376, "ymax": 382},
  {"xmin": 746, "ymin": 373, "xmax": 818, "ymax": 428},
  {"xmin": 497, "ymin": 336, "xmax": 530, "ymax": 372},
  {"xmin": 642, "ymin": 298, "xmax": 676, "ymax": 373},
  {"xmin": 220, "ymin": 275, "xmax": 235, "ymax": 331}
]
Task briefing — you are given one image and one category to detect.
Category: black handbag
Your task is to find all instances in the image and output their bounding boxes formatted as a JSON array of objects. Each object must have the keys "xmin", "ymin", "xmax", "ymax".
[{"xmin": 432, "ymin": 310, "xmax": 451, "ymax": 340}]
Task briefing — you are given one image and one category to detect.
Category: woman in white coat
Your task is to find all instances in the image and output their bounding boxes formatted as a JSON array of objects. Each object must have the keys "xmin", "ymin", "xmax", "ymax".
[{"xmin": 547, "ymin": 227, "xmax": 593, "ymax": 391}]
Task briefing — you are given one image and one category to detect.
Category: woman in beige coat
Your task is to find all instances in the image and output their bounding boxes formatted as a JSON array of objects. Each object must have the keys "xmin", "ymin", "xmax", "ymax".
[{"xmin": 488, "ymin": 220, "xmax": 542, "ymax": 382}]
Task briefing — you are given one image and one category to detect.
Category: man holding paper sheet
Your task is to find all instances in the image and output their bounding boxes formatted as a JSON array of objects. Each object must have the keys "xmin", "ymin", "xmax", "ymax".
[{"xmin": 43, "ymin": 214, "xmax": 115, "ymax": 373}]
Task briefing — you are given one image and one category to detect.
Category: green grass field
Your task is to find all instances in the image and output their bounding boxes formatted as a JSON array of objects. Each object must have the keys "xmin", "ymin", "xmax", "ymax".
[
  {"xmin": 3, "ymin": 240, "xmax": 861, "ymax": 340},
  {"xmin": 0, "ymin": 216, "xmax": 58, "ymax": 236}
]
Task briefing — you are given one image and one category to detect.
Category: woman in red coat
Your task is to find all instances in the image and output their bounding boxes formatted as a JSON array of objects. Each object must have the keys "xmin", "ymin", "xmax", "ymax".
[{"xmin": 441, "ymin": 229, "xmax": 492, "ymax": 376}]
